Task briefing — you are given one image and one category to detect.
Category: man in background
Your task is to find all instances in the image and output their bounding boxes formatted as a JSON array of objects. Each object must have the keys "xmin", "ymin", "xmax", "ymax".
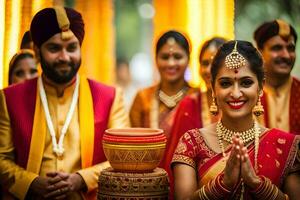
[{"xmin": 254, "ymin": 19, "xmax": 300, "ymax": 134}]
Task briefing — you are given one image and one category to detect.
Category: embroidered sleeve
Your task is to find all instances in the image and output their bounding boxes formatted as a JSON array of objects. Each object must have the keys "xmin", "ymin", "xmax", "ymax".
[{"xmin": 171, "ymin": 129, "xmax": 200, "ymax": 169}]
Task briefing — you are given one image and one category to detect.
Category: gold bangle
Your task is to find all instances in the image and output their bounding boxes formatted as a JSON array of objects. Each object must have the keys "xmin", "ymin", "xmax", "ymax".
[
  {"xmin": 251, "ymin": 175, "xmax": 267, "ymax": 194},
  {"xmin": 264, "ymin": 183, "xmax": 274, "ymax": 199},
  {"xmin": 198, "ymin": 187, "xmax": 203, "ymax": 199},
  {"xmin": 198, "ymin": 186, "xmax": 209, "ymax": 200},
  {"xmin": 262, "ymin": 180, "xmax": 274, "ymax": 199},
  {"xmin": 270, "ymin": 186, "xmax": 279, "ymax": 200},
  {"xmin": 198, "ymin": 188, "xmax": 204, "ymax": 199},
  {"xmin": 202, "ymin": 186, "xmax": 209, "ymax": 200},
  {"xmin": 217, "ymin": 174, "xmax": 231, "ymax": 193},
  {"xmin": 254, "ymin": 178, "xmax": 281, "ymax": 200},
  {"xmin": 206, "ymin": 179, "xmax": 219, "ymax": 199},
  {"xmin": 285, "ymin": 194, "xmax": 289, "ymax": 200}
]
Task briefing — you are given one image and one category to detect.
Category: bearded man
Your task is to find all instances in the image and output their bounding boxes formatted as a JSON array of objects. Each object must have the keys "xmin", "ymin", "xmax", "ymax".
[{"xmin": 0, "ymin": 7, "xmax": 129, "ymax": 199}]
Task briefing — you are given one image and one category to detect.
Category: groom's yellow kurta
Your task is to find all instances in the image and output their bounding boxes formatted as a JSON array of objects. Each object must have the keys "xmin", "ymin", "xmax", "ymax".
[{"xmin": 0, "ymin": 76, "xmax": 129, "ymax": 199}]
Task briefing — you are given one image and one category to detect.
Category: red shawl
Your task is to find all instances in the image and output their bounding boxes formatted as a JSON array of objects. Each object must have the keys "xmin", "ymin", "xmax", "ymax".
[
  {"xmin": 3, "ymin": 77, "xmax": 115, "ymax": 169},
  {"xmin": 160, "ymin": 91, "xmax": 203, "ymax": 199}
]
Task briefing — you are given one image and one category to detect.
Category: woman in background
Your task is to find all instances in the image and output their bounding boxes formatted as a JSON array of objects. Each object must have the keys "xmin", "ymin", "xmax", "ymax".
[
  {"xmin": 160, "ymin": 38, "xmax": 227, "ymax": 195},
  {"xmin": 8, "ymin": 49, "xmax": 38, "ymax": 85},
  {"xmin": 172, "ymin": 40, "xmax": 300, "ymax": 199},
  {"xmin": 130, "ymin": 30, "xmax": 196, "ymax": 138}
]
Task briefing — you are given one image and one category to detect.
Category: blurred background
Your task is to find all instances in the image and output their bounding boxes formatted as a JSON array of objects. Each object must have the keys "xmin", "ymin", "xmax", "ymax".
[{"xmin": 1, "ymin": 0, "xmax": 299, "ymax": 108}]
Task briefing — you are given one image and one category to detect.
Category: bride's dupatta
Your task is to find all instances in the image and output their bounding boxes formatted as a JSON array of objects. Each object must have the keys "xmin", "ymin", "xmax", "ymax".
[
  {"xmin": 198, "ymin": 149, "xmax": 228, "ymax": 187},
  {"xmin": 197, "ymin": 128, "xmax": 299, "ymax": 199},
  {"xmin": 198, "ymin": 143, "xmax": 246, "ymax": 200},
  {"xmin": 247, "ymin": 128, "xmax": 299, "ymax": 186}
]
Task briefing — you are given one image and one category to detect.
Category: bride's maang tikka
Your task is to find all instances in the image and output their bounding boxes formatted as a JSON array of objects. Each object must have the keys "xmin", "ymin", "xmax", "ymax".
[{"xmin": 224, "ymin": 41, "xmax": 247, "ymax": 69}]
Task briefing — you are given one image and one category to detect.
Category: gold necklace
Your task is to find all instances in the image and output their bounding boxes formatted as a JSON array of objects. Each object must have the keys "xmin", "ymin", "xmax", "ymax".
[
  {"xmin": 216, "ymin": 120, "xmax": 260, "ymax": 200},
  {"xmin": 216, "ymin": 120, "xmax": 261, "ymax": 171},
  {"xmin": 158, "ymin": 88, "xmax": 186, "ymax": 108},
  {"xmin": 217, "ymin": 121, "xmax": 256, "ymax": 145}
]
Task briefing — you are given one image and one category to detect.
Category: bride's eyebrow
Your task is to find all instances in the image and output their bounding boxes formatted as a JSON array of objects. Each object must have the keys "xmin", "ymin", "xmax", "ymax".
[{"xmin": 217, "ymin": 75, "xmax": 254, "ymax": 81}]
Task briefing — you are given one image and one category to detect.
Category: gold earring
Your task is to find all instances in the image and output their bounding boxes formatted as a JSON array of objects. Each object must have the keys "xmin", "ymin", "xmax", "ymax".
[
  {"xmin": 210, "ymin": 97, "xmax": 218, "ymax": 116},
  {"xmin": 253, "ymin": 93, "xmax": 264, "ymax": 116}
]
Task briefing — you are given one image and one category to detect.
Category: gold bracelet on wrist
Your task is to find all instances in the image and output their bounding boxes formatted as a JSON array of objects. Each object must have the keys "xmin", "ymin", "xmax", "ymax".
[
  {"xmin": 198, "ymin": 186, "xmax": 209, "ymax": 200},
  {"xmin": 284, "ymin": 194, "xmax": 289, "ymax": 200}
]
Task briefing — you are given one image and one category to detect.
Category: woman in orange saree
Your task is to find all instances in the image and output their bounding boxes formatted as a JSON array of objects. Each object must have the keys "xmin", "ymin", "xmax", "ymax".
[
  {"xmin": 171, "ymin": 40, "xmax": 300, "ymax": 199},
  {"xmin": 130, "ymin": 30, "xmax": 196, "ymax": 138}
]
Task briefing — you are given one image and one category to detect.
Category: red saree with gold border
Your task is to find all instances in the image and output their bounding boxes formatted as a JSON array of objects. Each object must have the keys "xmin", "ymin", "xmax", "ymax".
[{"xmin": 172, "ymin": 128, "xmax": 300, "ymax": 199}]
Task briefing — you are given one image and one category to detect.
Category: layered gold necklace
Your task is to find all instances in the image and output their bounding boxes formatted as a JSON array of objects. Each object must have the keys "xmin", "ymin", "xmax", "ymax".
[
  {"xmin": 216, "ymin": 120, "xmax": 260, "ymax": 172},
  {"xmin": 217, "ymin": 121, "xmax": 256, "ymax": 145},
  {"xmin": 216, "ymin": 120, "xmax": 261, "ymax": 200},
  {"xmin": 158, "ymin": 88, "xmax": 186, "ymax": 108}
]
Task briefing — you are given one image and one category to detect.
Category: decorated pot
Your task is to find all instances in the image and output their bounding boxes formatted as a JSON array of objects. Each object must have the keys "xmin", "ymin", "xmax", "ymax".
[{"xmin": 102, "ymin": 128, "xmax": 166, "ymax": 172}]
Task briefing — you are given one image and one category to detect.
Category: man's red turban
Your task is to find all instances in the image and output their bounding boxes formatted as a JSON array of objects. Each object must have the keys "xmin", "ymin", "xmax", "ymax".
[{"xmin": 30, "ymin": 7, "xmax": 84, "ymax": 47}]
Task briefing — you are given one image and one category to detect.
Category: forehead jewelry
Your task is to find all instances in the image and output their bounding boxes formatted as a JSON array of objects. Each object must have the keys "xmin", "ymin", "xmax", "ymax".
[{"xmin": 224, "ymin": 41, "xmax": 247, "ymax": 71}]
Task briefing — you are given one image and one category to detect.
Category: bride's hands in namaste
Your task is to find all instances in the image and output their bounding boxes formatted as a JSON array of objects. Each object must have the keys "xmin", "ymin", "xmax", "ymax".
[
  {"xmin": 237, "ymin": 139, "xmax": 261, "ymax": 189},
  {"xmin": 223, "ymin": 136, "xmax": 241, "ymax": 188}
]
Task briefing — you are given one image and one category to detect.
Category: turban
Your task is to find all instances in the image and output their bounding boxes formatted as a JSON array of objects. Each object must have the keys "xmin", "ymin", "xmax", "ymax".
[
  {"xmin": 20, "ymin": 30, "xmax": 32, "ymax": 49},
  {"xmin": 30, "ymin": 7, "xmax": 84, "ymax": 47},
  {"xmin": 254, "ymin": 19, "xmax": 297, "ymax": 49}
]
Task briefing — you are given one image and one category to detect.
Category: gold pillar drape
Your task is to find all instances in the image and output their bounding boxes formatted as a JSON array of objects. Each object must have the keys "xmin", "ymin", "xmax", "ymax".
[
  {"xmin": 0, "ymin": 0, "xmax": 5, "ymax": 87},
  {"xmin": 75, "ymin": 0, "xmax": 115, "ymax": 84},
  {"xmin": 153, "ymin": 0, "xmax": 235, "ymax": 89},
  {"xmin": 19, "ymin": 0, "xmax": 32, "ymax": 47},
  {"xmin": 31, "ymin": 0, "xmax": 53, "ymax": 15},
  {"xmin": 3, "ymin": 0, "xmax": 22, "ymax": 87},
  {"xmin": 1, "ymin": 0, "xmax": 53, "ymax": 88},
  {"xmin": 153, "ymin": 0, "xmax": 188, "ymax": 49}
]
